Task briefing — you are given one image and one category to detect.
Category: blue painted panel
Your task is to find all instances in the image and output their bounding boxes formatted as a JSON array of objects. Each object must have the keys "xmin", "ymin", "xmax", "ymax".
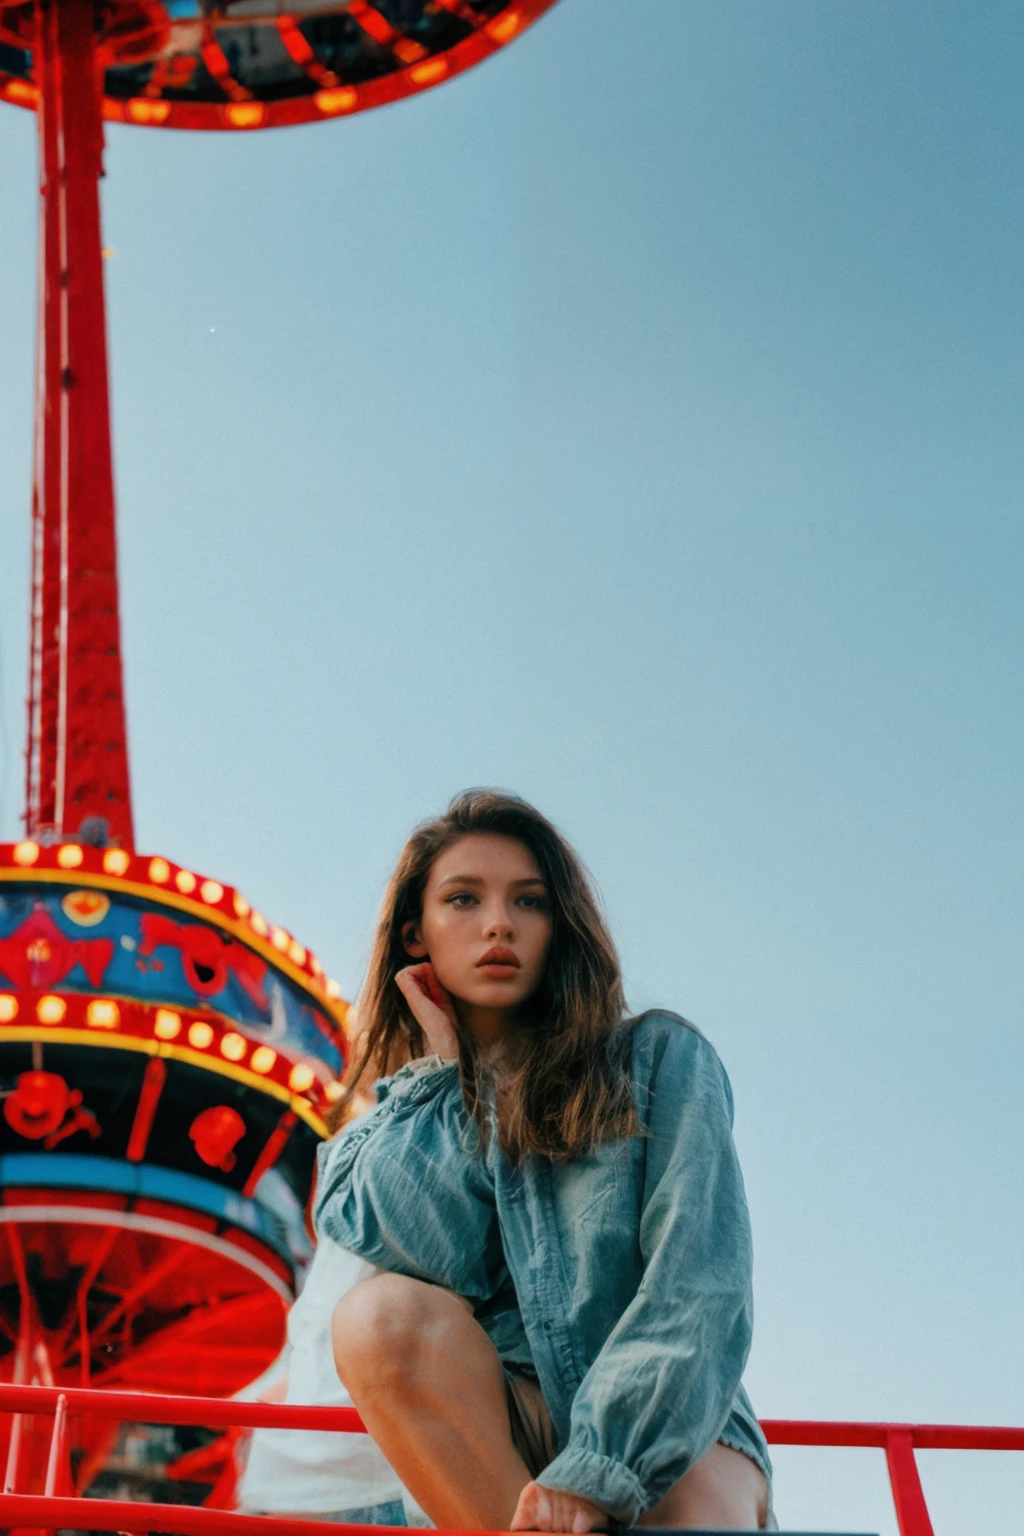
[
  {"xmin": 0, "ymin": 884, "xmax": 341, "ymax": 1075},
  {"xmin": 0, "ymin": 1151, "xmax": 298, "ymax": 1263}
]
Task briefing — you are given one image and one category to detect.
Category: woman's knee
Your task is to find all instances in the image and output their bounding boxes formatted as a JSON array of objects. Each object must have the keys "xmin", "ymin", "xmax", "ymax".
[
  {"xmin": 638, "ymin": 1442, "xmax": 769, "ymax": 1530},
  {"xmin": 331, "ymin": 1272, "xmax": 471, "ymax": 1394}
]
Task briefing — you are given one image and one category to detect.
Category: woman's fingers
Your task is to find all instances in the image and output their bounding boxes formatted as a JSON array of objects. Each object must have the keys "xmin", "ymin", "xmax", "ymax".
[
  {"xmin": 511, "ymin": 1481, "xmax": 607, "ymax": 1533},
  {"xmin": 395, "ymin": 964, "xmax": 459, "ymax": 1059},
  {"xmin": 510, "ymin": 1481, "xmax": 550, "ymax": 1531}
]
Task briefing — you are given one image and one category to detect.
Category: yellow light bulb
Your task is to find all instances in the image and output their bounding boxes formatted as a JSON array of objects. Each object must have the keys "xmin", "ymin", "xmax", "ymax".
[
  {"xmin": 224, "ymin": 102, "xmax": 266, "ymax": 129},
  {"xmin": 154, "ymin": 1009, "xmax": 182, "ymax": 1040},
  {"xmin": 127, "ymin": 97, "xmax": 170, "ymax": 125},
  {"xmin": 289, "ymin": 1062, "xmax": 315, "ymax": 1093},
  {"xmin": 315, "ymin": 86, "xmax": 358, "ymax": 115},
  {"xmin": 410, "ymin": 57, "xmax": 447, "ymax": 86},
  {"xmin": 86, "ymin": 999, "xmax": 119, "ymax": 1028}
]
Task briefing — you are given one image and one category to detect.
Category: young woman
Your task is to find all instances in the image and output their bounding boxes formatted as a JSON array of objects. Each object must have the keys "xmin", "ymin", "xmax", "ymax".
[{"xmin": 316, "ymin": 790, "xmax": 774, "ymax": 1532}]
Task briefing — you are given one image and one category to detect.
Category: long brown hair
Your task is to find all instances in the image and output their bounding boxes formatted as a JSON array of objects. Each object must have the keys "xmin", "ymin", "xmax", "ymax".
[{"xmin": 330, "ymin": 789, "xmax": 637, "ymax": 1162}]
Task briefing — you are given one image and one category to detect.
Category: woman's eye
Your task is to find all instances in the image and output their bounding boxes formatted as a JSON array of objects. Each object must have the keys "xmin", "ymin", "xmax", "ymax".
[
  {"xmin": 447, "ymin": 892, "xmax": 477, "ymax": 907},
  {"xmin": 518, "ymin": 894, "xmax": 549, "ymax": 910}
]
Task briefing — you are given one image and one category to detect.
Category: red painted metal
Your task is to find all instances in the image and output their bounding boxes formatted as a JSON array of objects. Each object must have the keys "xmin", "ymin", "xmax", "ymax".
[
  {"xmin": 41, "ymin": 1390, "xmax": 67, "ymax": 1496},
  {"xmin": 126, "ymin": 1054, "xmax": 167, "ymax": 1161},
  {"xmin": 0, "ymin": 1, "xmax": 560, "ymax": 134},
  {"xmin": 763, "ymin": 1418, "xmax": 1024, "ymax": 1536},
  {"xmin": 242, "ymin": 1108, "xmax": 299, "ymax": 1198},
  {"xmin": 0, "ymin": 1382, "xmax": 363, "ymax": 1432},
  {"xmin": 0, "ymin": 1491, "xmax": 396, "ymax": 1533},
  {"xmin": 27, "ymin": 0, "xmax": 62, "ymax": 840},
  {"xmin": 884, "ymin": 1428, "xmax": 934, "ymax": 1536},
  {"xmin": 760, "ymin": 1419, "xmax": 1024, "ymax": 1452},
  {"xmin": 0, "ymin": 1388, "xmax": 1021, "ymax": 1533},
  {"xmin": 25, "ymin": 0, "xmax": 134, "ymax": 850}
]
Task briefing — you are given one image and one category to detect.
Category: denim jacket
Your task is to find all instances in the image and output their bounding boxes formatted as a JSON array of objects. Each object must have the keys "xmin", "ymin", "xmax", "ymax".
[{"xmin": 315, "ymin": 1011, "xmax": 770, "ymax": 1524}]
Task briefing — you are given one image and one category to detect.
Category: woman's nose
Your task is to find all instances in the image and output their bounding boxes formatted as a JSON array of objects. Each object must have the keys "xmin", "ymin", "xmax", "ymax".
[{"xmin": 484, "ymin": 906, "xmax": 514, "ymax": 938}]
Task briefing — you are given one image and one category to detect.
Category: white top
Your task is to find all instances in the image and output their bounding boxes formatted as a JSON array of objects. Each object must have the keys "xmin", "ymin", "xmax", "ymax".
[{"xmin": 238, "ymin": 1236, "xmax": 423, "ymax": 1517}]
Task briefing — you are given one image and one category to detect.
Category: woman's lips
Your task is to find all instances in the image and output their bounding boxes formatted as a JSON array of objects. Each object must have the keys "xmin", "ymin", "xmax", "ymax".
[{"xmin": 476, "ymin": 948, "xmax": 520, "ymax": 979}]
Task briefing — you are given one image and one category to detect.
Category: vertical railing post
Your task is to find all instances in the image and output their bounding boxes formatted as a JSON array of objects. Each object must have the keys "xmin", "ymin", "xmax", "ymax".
[
  {"xmin": 2, "ymin": 1411, "xmax": 24, "ymax": 1495},
  {"xmin": 2, "ymin": 1308, "xmax": 33, "ymax": 1495},
  {"xmin": 43, "ymin": 1391, "xmax": 69, "ymax": 1497},
  {"xmin": 885, "ymin": 1428, "xmax": 935, "ymax": 1536}
]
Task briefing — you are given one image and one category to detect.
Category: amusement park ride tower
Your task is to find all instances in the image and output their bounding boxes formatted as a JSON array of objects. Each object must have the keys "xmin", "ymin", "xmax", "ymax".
[{"xmin": 0, "ymin": 0, "xmax": 556, "ymax": 1499}]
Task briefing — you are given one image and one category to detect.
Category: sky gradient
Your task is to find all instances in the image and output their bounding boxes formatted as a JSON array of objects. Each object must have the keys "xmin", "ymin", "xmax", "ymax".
[{"xmin": 1, "ymin": 4, "xmax": 1022, "ymax": 1531}]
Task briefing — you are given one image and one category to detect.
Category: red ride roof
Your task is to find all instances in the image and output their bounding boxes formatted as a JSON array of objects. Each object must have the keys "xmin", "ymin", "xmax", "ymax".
[{"xmin": 0, "ymin": 0, "xmax": 560, "ymax": 131}]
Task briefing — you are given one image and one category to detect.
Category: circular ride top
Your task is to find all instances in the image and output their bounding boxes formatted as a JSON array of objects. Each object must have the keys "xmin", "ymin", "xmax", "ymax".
[{"xmin": 0, "ymin": 0, "xmax": 558, "ymax": 131}]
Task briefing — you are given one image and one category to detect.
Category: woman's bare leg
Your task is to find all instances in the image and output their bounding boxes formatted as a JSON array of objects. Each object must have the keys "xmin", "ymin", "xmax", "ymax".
[
  {"xmin": 636, "ymin": 1443, "xmax": 769, "ymax": 1531},
  {"xmin": 332, "ymin": 1272, "xmax": 531, "ymax": 1531}
]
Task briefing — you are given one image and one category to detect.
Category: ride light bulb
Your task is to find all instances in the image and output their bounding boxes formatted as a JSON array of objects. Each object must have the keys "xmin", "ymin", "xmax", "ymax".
[
  {"xmin": 86, "ymin": 999, "xmax": 119, "ymax": 1028},
  {"xmin": 154, "ymin": 1008, "xmax": 182, "ymax": 1040},
  {"xmin": 288, "ymin": 1062, "xmax": 315, "ymax": 1093}
]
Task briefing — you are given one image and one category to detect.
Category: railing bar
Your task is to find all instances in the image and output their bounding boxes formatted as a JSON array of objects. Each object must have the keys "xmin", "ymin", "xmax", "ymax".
[
  {"xmin": 761, "ymin": 1418, "xmax": 1024, "ymax": 1452},
  {"xmin": 0, "ymin": 1386, "xmax": 1022, "ymax": 1448},
  {"xmin": 0, "ymin": 1381, "xmax": 365, "ymax": 1432},
  {"xmin": 0, "ymin": 1495, "xmax": 499, "ymax": 1535}
]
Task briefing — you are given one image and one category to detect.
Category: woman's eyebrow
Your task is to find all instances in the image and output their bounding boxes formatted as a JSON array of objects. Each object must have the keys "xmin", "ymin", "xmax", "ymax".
[{"xmin": 436, "ymin": 875, "xmax": 547, "ymax": 888}]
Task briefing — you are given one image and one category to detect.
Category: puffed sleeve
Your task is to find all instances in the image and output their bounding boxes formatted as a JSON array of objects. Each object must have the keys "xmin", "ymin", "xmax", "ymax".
[
  {"xmin": 314, "ymin": 1059, "xmax": 511, "ymax": 1308},
  {"xmin": 536, "ymin": 1023, "xmax": 754, "ymax": 1523}
]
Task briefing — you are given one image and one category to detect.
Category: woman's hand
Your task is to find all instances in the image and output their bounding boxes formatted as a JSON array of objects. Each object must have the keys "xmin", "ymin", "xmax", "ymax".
[
  {"xmin": 395, "ymin": 962, "xmax": 460, "ymax": 1061},
  {"xmin": 511, "ymin": 1480, "xmax": 608, "ymax": 1534}
]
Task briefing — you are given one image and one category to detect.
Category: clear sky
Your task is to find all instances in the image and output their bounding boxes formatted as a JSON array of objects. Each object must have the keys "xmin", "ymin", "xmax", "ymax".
[{"xmin": 1, "ymin": 3, "xmax": 1022, "ymax": 1531}]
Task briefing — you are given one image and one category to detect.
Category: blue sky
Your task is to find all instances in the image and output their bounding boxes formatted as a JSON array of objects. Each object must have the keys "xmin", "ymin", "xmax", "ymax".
[{"xmin": 1, "ymin": 3, "xmax": 1022, "ymax": 1530}]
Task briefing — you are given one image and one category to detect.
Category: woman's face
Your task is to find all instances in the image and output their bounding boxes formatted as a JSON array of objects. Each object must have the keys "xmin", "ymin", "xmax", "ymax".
[{"xmin": 404, "ymin": 833, "xmax": 553, "ymax": 1019}]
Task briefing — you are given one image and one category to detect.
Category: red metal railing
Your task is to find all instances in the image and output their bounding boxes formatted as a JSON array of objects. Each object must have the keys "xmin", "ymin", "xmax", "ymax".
[
  {"xmin": 761, "ymin": 1417, "xmax": 1024, "ymax": 1536},
  {"xmin": 0, "ymin": 1382, "xmax": 1020, "ymax": 1535}
]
